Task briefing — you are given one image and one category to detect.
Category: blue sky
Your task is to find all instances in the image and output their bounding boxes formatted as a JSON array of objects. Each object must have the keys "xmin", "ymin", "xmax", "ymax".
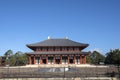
[{"xmin": 0, "ymin": 0, "xmax": 120, "ymax": 55}]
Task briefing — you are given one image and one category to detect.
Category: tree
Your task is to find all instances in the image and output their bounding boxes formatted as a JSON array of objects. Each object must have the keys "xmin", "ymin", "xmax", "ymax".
[
  {"xmin": 14, "ymin": 51, "xmax": 28, "ymax": 66},
  {"xmin": 105, "ymin": 49, "xmax": 120, "ymax": 65},
  {"xmin": 86, "ymin": 55, "xmax": 92, "ymax": 63},
  {"xmin": 90, "ymin": 51, "xmax": 105, "ymax": 64},
  {"xmin": 4, "ymin": 50, "xmax": 13, "ymax": 65},
  {"xmin": 4, "ymin": 50, "xmax": 13, "ymax": 59},
  {"xmin": 105, "ymin": 49, "xmax": 120, "ymax": 78},
  {"xmin": 9, "ymin": 55, "xmax": 16, "ymax": 66},
  {"xmin": 3, "ymin": 50, "xmax": 29, "ymax": 66}
]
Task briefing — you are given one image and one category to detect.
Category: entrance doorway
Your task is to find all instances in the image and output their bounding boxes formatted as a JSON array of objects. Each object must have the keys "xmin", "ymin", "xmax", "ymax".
[
  {"xmin": 31, "ymin": 57, "xmax": 34, "ymax": 64},
  {"xmin": 56, "ymin": 59, "xmax": 60, "ymax": 64},
  {"xmin": 42, "ymin": 59, "xmax": 46, "ymax": 64},
  {"xmin": 36, "ymin": 57, "xmax": 40, "ymax": 64},
  {"xmin": 48, "ymin": 57, "xmax": 54, "ymax": 64},
  {"xmin": 76, "ymin": 57, "xmax": 80, "ymax": 64},
  {"xmin": 69, "ymin": 59, "xmax": 74, "ymax": 64},
  {"xmin": 62, "ymin": 57, "xmax": 68, "ymax": 64}
]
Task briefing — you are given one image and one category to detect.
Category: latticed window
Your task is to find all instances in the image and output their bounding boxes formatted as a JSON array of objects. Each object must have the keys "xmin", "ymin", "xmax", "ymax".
[
  {"xmin": 55, "ymin": 55, "xmax": 60, "ymax": 59},
  {"xmin": 69, "ymin": 55, "xmax": 74, "ymax": 59},
  {"xmin": 48, "ymin": 55, "xmax": 53, "ymax": 57},
  {"xmin": 42, "ymin": 48, "xmax": 47, "ymax": 51},
  {"xmin": 48, "ymin": 48, "xmax": 53, "ymax": 51},
  {"xmin": 68, "ymin": 47, "xmax": 73, "ymax": 51},
  {"xmin": 41, "ymin": 55, "xmax": 46, "ymax": 59},
  {"xmin": 36, "ymin": 48, "xmax": 41, "ymax": 51},
  {"xmin": 55, "ymin": 47, "xmax": 60, "ymax": 51},
  {"xmin": 62, "ymin": 54, "xmax": 67, "ymax": 56},
  {"xmin": 74, "ymin": 47, "xmax": 79, "ymax": 51},
  {"xmin": 62, "ymin": 47, "xmax": 67, "ymax": 51}
]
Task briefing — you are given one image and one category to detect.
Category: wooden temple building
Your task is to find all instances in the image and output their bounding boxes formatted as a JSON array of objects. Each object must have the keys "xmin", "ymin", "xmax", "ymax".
[{"xmin": 26, "ymin": 37, "xmax": 90, "ymax": 65}]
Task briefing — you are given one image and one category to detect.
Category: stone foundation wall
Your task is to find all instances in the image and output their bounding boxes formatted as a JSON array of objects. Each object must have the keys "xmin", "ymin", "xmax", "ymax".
[{"xmin": 0, "ymin": 77, "xmax": 117, "ymax": 80}]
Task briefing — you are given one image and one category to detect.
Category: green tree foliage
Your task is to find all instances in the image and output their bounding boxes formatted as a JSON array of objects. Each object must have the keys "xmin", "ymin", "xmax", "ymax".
[
  {"xmin": 4, "ymin": 50, "xmax": 13, "ymax": 65},
  {"xmin": 86, "ymin": 55, "xmax": 92, "ymax": 63},
  {"xmin": 14, "ymin": 51, "xmax": 28, "ymax": 66},
  {"xmin": 90, "ymin": 51, "xmax": 105, "ymax": 64},
  {"xmin": 3, "ymin": 50, "xmax": 28, "ymax": 66},
  {"xmin": 4, "ymin": 50, "xmax": 13, "ymax": 58},
  {"xmin": 9, "ymin": 55, "xmax": 16, "ymax": 66},
  {"xmin": 105, "ymin": 49, "xmax": 120, "ymax": 65}
]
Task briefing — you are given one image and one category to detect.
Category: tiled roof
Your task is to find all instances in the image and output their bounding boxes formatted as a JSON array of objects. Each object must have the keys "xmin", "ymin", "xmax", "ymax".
[{"xmin": 27, "ymin": 39, "xmax": 89, "ymax": 47}]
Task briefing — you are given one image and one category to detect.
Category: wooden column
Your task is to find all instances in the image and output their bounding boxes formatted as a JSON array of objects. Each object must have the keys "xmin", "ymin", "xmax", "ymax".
[
  {"xmin": 80, "ymin": 55, "xmax": 82, "ymax": 64},
  {"xmin": 46, "ymin": 55, "xmax": 48, "ymax": 64},
  {"xmin": 29, "ymin": 56, "xmax": 31, "ymax": 64},
  {"xmin": 34, "ymin": 56, "xmax": 36, "ymax": 64},
  {"xmin": 54, "ymin": 55, "xmax": 56, "ymax": 64},
  {"xmin": 40, "ymin": 55, "xmax": 42, "ymax": 64},
  {"xmin": 68, "ymin": 55, "xmax": 69, "ymax": 64},
  {"xmin": 74, "ymin": 55, "xmax": 76, "ymax": 64},
  {"xmin": 60, "ymin": 54, "xmax": 62, "ymax": 64},
  {"xmin": 84, "ymin": 56, "xmax": 86, "ymax": 64}
]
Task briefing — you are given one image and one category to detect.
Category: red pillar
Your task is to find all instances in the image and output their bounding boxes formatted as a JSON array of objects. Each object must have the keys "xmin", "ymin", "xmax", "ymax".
[
  {"xmin": 74, "ymin": 55, "xmax": 76, "ymax": 64},
  {"xmin": 60, "ymin": 54, "xmax": 62, "ymax": 64},
  {"xmin": 54, "ymin": 55, "xmax": 56, "ymax": 64},
  {"xmin": 39, "ymin": 56, "xmax": 41, "ymax": 64},
  {"xmin": 40, "ymin": 55, "xmax": 42, "ymax": 64},
  {"xmin": 84, "ymin": 56, "xmax": 86, "ymax": 64},
  {"xmin": 80, "ymin": 55, "xmax": 82, "ymax": 64},
  {"xmin": 68, "ymin": 55, "xmax": 69, "ymax": 64},
  {"xmin": 29, "ymin": 56, "xmax": 31, "ymax": 64},
  {"xmin": 34, "ymin": 56, "xmax": 36, "ymax": 64},
  {"xmin": 46, "ymin": 55, "xmax": 48, "ymax": 64}
]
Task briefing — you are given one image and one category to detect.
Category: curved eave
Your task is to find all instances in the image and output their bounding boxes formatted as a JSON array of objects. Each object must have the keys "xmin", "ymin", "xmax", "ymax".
[
  {"xmin": 26, "ymin": 51, "xmax": 90, "ymax": 55},
  {"xmin": 26, "ymin": 44, "xmax": 36, "ymax": 51}
]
